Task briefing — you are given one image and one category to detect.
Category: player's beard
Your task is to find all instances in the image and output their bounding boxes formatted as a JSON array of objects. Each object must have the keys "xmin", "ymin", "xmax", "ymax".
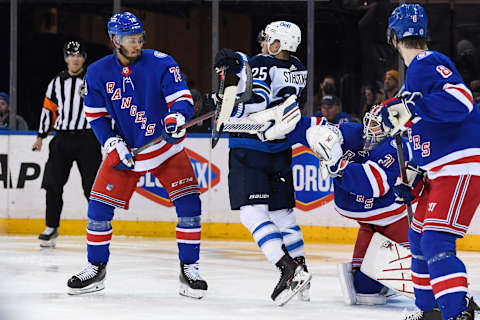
[{"xmin": 119, "ymin": 45, "xmax": 142, "ymax": 63}]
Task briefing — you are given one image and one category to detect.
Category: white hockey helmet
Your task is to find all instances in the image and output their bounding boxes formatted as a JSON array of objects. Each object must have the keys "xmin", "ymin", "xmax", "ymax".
[
  {"xmin": 264, "ymin": 21, "xmax": 301, "ymax": 55},
  {"xmin": 363, "ymin": 105, "xmax": 387, "ymax": 151}
]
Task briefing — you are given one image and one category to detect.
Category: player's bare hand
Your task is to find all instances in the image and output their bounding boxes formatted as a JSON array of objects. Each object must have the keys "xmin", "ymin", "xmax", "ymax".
[{"xmin": 32, "ymin": 137, "xmax": 43, "ymax": 151}]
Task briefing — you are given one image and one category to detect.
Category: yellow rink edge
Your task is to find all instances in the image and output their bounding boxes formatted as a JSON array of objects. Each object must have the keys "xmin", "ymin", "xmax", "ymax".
[{"xmin": 1, "ymin": 218, "xmax": 480, "ymax": 251}]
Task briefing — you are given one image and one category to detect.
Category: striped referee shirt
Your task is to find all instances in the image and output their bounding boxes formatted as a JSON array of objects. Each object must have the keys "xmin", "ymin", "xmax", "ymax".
[{"xmin": 37, "ymin": 70, "xmax": 90, "ymax": 138}]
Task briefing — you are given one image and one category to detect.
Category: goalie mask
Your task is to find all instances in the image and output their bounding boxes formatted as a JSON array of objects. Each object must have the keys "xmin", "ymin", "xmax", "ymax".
[
  {"xmin": 264, "ymin": 21, "xmax": 301, "ymax": 55},
  {"xmin": 363, "ymin": 105, "xmax": 387, "ymax": 151}
]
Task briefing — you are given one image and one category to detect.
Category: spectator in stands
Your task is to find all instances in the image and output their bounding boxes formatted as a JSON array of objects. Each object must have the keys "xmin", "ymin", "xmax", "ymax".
[
  {"xmin": 314, "ymin": 94, "xmax": 352, "ymax": 124},
  {"xmin": 383, "ymin": 69, "xmax": 399, "ymax": 99},
  {"xmin": 456, "ymin": 39, "xmax": 479, "ymax": 86},
  {"xmin": 314, "ymin": 76, "xmax": 337, "ymax": 107},
  {"xmin": 188, "ymin": 88, "xmax": 212, "ymax": 133},
  {"xmin": 471, "ymin": 79, "xmax": 480, "ymax": 104},
  {"xmin": 360, "ymin": 83, "xmax": 382, "ymax": 118},
  {"xmin": 0, "ymin": 92, "xmax": 29, "ymax": 130},
  {"xmin": 257, "ymin": 29, "xmax": 268, "ymax": 54}
]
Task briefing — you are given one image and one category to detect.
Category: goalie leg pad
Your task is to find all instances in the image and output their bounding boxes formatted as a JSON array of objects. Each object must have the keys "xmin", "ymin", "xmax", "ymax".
[{"xmin": 338, "ymin": 262, "xmax": 357, "ymax": 305}]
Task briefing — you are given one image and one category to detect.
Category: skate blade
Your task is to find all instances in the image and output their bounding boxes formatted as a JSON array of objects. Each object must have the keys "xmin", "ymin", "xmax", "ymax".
[
  {"xmin": 40, "ymin": 239, "xmax": 56, "ymax": 248},
  {"xmin": 297, "ymin": 282, "xmax": 311, "ymax": 302},
  {"xmin": 179, "ymin": 283, "xmax": 206, "ymax": 299},
  {"xmin": 67, "ymin": 280, "xmax": 105, "ymax": 295},
  {"xmin": 274, "ymin": 269, "xmax": 312, "ymax": 307}
]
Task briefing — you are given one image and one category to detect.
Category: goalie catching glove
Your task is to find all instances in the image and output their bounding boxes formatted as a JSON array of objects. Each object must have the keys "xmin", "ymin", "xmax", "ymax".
[
  {"xmin": 245, "ymin": 95, "xmax": 301, "ymax": 141},
  {"xmin": 380, "ymin": 91, "xmax": 422, "ymax": 136},
  {"xmin": 306, "ymin": 124, "xmax": 347, "ymax": 179},
  {"xmin": 161, "ymin": 112, "xmax": 186, "ymax": 144},
  {"xmin": 104, "ymin": 136, "xmax": 135, "ymax": 170},
  {"xmin": 393, "ymin": 161, "xmax": 425, "ymax": 204}
]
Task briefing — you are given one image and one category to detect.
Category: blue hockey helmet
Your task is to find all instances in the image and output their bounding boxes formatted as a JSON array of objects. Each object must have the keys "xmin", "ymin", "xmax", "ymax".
[
  {"xmin": 107, "ymin": 12, "xmax": 144, "ymax": 42},
  {"xmin": 387, "ymin": 4, "xmax": 428, "ymax": 45}
]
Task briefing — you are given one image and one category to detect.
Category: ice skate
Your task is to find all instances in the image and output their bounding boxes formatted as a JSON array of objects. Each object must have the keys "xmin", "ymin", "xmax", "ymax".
[
  {"xmin": 179, "ymin": 262, "xmax": 208, "ymax": 299},
  {"xmin": 449, "ymin": 296, "xmax": 480, "ymax": 320},
  {"xmin": 38, "ymin": 227, "xmax": 58, "ymax": 248},
  {"xmin": 67, "ymin": 262, "xmax": 106, "ymax": 295},
  {"xmin": 271, "ymin": 254, "xmax": 312, "ymax": 306},
  {"xmin": 403, "ymin": 308, "xmax": 442, "ymax": 320},
  {"xmin": 294, "ymin": 256, "xmax": 310, "ymax": 302}
]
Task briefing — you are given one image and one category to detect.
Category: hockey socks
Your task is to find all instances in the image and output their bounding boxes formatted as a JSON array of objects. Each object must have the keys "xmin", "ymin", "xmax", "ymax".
[
  {"xmin": 410, "ymin": 229, "xmax": 439, "ymax": 311},
  {"xmin": 422, "ymin": 231, "xmax": 468, "ymax": 320},
  {"xmin": 176, "ymin": 216, "xmax": 202, "ymax": 263},
  {"xmin": 241, "ymin": 205, "xmax": 285, "ymax": 265},
  {"xmin": 174, "ymin": 194, "xmax": 202, "ymax": 263}
]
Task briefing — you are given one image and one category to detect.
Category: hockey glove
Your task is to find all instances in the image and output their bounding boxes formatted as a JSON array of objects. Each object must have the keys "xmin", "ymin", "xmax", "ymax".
[
  {"xmin": 104, "ymin": 136, "xmax": 135, "ymax": 170},
  {"xmin": 214, "ymin": 48, "xmax": 242, "ymax": 75},
  {"xmin": 306, "ymin": 124, "xmax": 344, "ymax": 163},
  {"xmin": 161, "ymin": 112, "xmax": 186, "ymax": 144},
  {"xmin": 204, "ymin": 92, "xmax": 222, "ymax": 110},
  {"xmin": 380, "ymin": 91, "xmax": 422, "ymax": 136},
  {"xmin": 393, "ymin": 161, "xmax": 425, "ymax": 204},
  {"xmin": 322, "ymin": 158, "xmax": 349, "ymax": 179}
]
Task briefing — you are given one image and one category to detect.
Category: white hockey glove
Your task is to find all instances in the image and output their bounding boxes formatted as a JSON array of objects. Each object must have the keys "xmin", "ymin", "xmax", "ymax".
[
  {"xmin": 393, "ymin": 161, "xmax": 425, "ymax": 204},
  {"xmin": 104, "ymin": 136, "xmax": 134, "ymax": 170},
  {"xmin": 247, "ymin": 95, "xmax": 301, "ymax": 141},
  {"xmin": 380, "ymin": 91, "xmax": 422, "ymax": 136},
  {"xmin": 306, "ymin": 124, "xmax": 344, "ymax": 162},
  {"xmin": 161, "ymin": 112, "xmax": 186, "ymax": 144}
]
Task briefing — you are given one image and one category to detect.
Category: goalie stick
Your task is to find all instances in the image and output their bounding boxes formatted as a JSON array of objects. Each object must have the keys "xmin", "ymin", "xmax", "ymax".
[{"xmin": 133, "ymin": 62, "xmax": 252, "ymax": 156}]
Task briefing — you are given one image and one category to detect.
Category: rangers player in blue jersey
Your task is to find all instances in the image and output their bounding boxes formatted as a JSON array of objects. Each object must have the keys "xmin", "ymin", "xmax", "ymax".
[
  {"xmin": 66, "ymin": 12, "xmax": 207, "ymax": 299},
  {"xmin": 213, "ymin": 21, "xmax": 311, "ymax": 306},
  {"xmin": 379, "ymin": 4, "xmax": 480, "ymax": 320},
  {"xmin": 283, "ymin": 108, "xmax": 412, "ymax": 305},
  {"xmin": 253, "ymin": 101, "xmax": 413, "ymax": 305}
]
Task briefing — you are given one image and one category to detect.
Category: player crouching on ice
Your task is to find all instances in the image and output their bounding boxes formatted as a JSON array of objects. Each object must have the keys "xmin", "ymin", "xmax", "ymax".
[
  {"xmin": 66, "ymin": 12, "xmax": 207, "ymax": 299},
  {"xmin": 246, "ymin": 100, "xmax": 416, "ymax": 305}
]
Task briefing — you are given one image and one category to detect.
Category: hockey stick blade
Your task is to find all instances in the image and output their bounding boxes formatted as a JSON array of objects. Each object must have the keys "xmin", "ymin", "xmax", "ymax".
[{"xmin": 212, "ymin": 85, "xmax": 237, "ymax": 148}]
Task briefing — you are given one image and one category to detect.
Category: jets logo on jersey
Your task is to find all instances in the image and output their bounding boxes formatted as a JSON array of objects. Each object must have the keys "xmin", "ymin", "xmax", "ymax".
[
  {"xmin": 135, "ymin": 148, "xmax": 220, "ymax": 207},
  {"xmin": 436, "ymin": 65, "xmax": 452, "ymax": 78}
]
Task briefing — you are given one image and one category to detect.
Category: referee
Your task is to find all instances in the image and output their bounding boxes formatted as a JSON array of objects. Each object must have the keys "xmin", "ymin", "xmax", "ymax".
[{"xmin": 32, "ymin": 40, "xmax": 102, "ymax": 248}]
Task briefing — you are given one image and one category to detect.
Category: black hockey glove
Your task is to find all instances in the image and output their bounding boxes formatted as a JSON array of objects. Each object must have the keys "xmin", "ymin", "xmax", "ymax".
[{"xmin": 214, "ymin": 48, "xmax": 242, "ymax": 75}]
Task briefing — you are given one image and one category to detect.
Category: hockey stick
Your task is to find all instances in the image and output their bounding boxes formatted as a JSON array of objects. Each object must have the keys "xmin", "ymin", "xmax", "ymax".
[
  {"xmin": 133, "ymin": 62, "xmax": 252, "ymax": 156},
  {"xmin": 394, "ymin": 133, "xmax": 414, "ymax": 224},
  {"xmin": 211, "ymin": 59, "xmax": 253, "ymax": 148}
]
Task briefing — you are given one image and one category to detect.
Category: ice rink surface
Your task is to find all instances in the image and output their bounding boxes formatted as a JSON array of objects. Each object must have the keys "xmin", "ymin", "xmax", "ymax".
[{"xmin": 1, "ymin": 236, "xmax": 479, "ymax": 320}]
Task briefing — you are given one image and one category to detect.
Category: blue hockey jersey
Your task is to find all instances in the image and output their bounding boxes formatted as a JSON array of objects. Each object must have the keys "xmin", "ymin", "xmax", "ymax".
[
  {"xmin": 289, "ymin": 116, "xmax": 410, "ymax": 226},
  {"xmin": 84, "ymin": 49, "xmax": 194, "ymax": 172},
  {"xmin": 229, "ymin": 53, "xmax": 308, "ymax": 153},
  {"xmin": 404, "ymin": 50, "xmax": 480, "ymax": 179}
]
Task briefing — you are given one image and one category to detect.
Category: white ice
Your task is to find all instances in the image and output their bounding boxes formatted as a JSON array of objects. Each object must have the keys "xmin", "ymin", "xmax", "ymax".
[{"xmin": 1, "ymin": 236, "xmax": 479, "ymax": 320}]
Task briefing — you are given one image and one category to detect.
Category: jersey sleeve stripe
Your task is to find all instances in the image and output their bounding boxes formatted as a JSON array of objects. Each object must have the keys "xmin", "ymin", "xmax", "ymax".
[
  {"xmin": 167, "ymin": 95, "xmax": 193, "ymax": 108},
  {"xmin": 443, "ymin": 83, "xmax": 474, "ymax": 112},
  {"xmin": 253, "ymin": 89, "xmax": 270, "ymax": 106},
  {"xmin": 362, "ymin": 160, "xmax": 389, "ymax": 197},
  {"xmin": 165, "ymin": 90, "xmax": 192, "ymax": 103},
  {"xmin": 84, "ymin": 105, "xmax": 110, "ymax": 122}
]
